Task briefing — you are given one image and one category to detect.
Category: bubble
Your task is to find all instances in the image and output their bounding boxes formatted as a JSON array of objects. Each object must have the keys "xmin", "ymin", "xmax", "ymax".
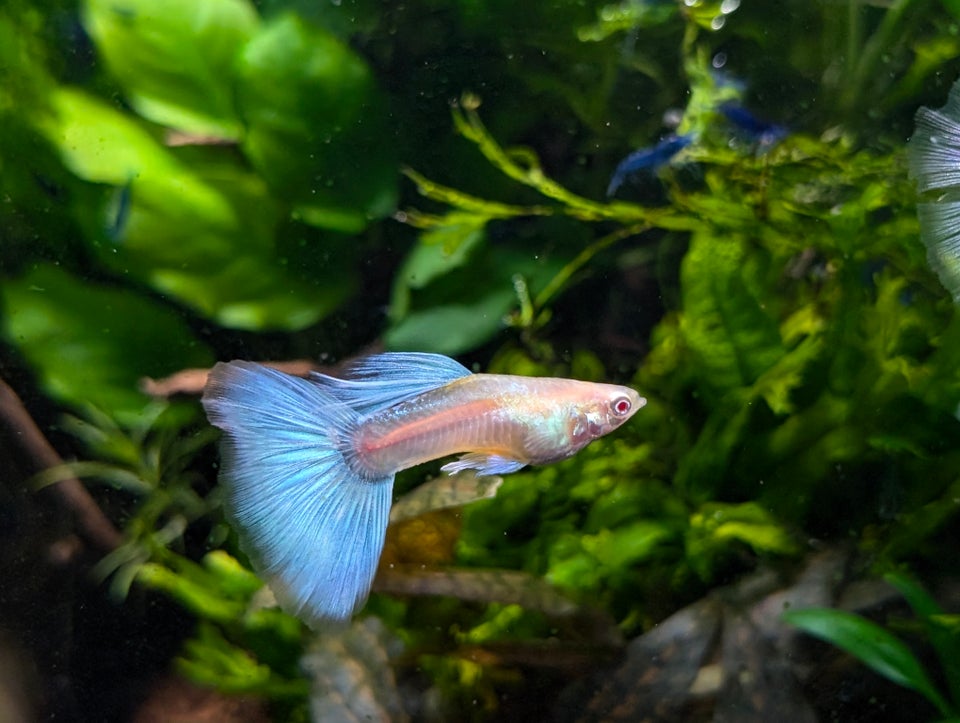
[
  {"xmin": 663, "ymin": 108, "xmax": 683, "ymax": 128},
  {"xmin": 720, "ymin": 0, "xmax": 740, "ymax": 13},
  {"xmin": 712, "ymin": 52, "xmax": 727, "ymax": 69},
  {"xmin": 711, "ymin": 15, "xmax": 726, "ymax": 30}
]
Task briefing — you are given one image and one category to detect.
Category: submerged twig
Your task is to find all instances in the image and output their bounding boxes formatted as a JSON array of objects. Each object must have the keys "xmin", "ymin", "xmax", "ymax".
[
  {"xmin": 0, "ymin": 377, "xmax": 122, "ymax": 552},
  {"xmin": 142, "ymin": 345, "xmax": 385, "ymax": 398}
]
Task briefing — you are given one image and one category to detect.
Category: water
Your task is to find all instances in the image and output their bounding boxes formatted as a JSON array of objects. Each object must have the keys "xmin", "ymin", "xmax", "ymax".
[{"xmin": 1, "ymin": 1, "xmax": 958, "ymax": 720}]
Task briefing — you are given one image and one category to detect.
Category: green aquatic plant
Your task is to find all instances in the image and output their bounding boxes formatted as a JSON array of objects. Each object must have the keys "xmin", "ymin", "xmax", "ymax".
[
  {"xmin": 784, "ymin": 572, "xmax": 960, "ymax": 720},
  {"xmin": 4, "ymin": 0, "xmax": 960, "ymax": 718},
  {"xmin": 32, "ymin": 401, "xmax": 314, "ymax": 714},
  {"xmin": 396, "ymin": 49, "xmax": 960, "ymax": 635},
  {"xmin": 32, "ymin": 401, "xmax": 219, "ymax": 597},
  {"xmin": 1, "ymin": 0, "xmax": 398, "ymax": 419}
]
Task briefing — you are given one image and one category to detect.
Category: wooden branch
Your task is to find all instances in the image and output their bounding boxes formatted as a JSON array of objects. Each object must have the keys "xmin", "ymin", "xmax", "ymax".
[
  {"xmin": 0, "ymin": 378, "xmax": 122, "ymax": 552},
  {"xmin": 141, "ymin": 345, "xmax": 385, "ymax": 398}
]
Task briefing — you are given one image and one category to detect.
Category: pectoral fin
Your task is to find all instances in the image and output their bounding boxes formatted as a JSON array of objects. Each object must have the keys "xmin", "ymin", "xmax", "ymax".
[{"xmin": 441, "ymin": 453, "xmax": 527, "ymax": 476}]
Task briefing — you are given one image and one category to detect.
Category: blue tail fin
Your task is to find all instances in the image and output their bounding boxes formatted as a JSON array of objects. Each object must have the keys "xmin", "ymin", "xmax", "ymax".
[{"xmin": 202, "ymin": 361, "xmax": 393, "ymax": 626}]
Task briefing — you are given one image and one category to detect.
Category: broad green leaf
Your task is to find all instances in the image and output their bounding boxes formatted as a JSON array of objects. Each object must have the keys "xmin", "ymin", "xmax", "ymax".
[
  {"xmin": 687, "ymin": 501, "xmax": 799, "ymax": 573},
  {"xmin": 0, "ymin": 9, "xmax": 54, "ymax": 111},
  {"xmin": 402, "ymin": 221, "xmax": 487, "ymax": 289},
  {"xmin": 581, "ymin": 521, "xmax": 675, "ymax": 571},
  {"xmin": 385, "ymin": 293, "xmax": 514, "ymax": 355},
  {"xmin": 673, "ymin": 392, "xmax": 755, "ymax": 501},
  {"xmin": 1, "ymin": 264, "xmax": 213, "ymax": 420},
  {"xmin": 749, "ymin": 336, "xmax": 824, "ymax": 416},
  {"xmin": 150, "ymin": 254, "xmax": 355, "ymax": 332},
  {"xmin": 114, "ymin": 166, "xmax": 355, "ymax": 331},
  {"xmin": 177, "ymin": 621, "xmax": 307, "ymax": 695},
  {"xmin": 390, "ymin": 218, "xmax": 486, "ymax": 318},
  {"xmin": 679, "ymin": 231, "xmax": 783, "ymax": 395},
  {"xmin": 547, "ymin": 521, "xmax": 674, "ymax": 591},
  {"xmin": 37, "ymin": 88, "xmax": 219, "ymax": 196},
  {"xmin": 711, "ymin": 520, "xmax": 799, "ymax": 555},
  {"xmin": 783, "ymin": 607, "xmax": 953, "ymax": 716},
  {"xmin": 942, "ymin": 0, "xmax": 960, "ymax": 21},
  {"xmin": 236, "ymin": 13, "xmax": 397, "ymax": 232},
  {"xmin": 82, "ymin": 0, "xmax": 259, "ymax": 137},
  {"xmin": 387, "ymin": 242, "xmax": 565, "ymax": 354},
  {"xmin": 457, "ymin": 472, "xmax": 552, "ymax": 570},
  {"xmin": 137, "ymin": 562, "xmax": 245, "ymax": 624},
  {"xmin": 37, "ymin": 89, "xmax": 351, "ymax": 330}
]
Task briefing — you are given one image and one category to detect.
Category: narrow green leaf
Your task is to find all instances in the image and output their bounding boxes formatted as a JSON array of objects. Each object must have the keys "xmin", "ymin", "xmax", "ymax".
[
  {"xmin": 31, "ymin": 461, "xmax": 153, "ymax": 496},
  {"xmin": 784, "ymin": 607, "xmax": 953, "ymax": 716},
  {"xmin": 176, "ymin": 621, "xmax": 302, "ymax": 695},
  {"xmin": 885, "ymin": 572, "xmax": 960, "ymax": 708}
]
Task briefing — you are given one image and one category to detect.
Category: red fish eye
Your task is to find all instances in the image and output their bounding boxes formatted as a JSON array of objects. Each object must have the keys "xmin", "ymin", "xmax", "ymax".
[{"xmin": 612, "ymin": 397, "xmax": 631, "ymax": 416}]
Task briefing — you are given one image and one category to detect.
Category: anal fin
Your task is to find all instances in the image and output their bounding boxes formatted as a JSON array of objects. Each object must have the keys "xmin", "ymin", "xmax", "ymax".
[{"xmin": 441, "ymin": 453, "xmax": 527, "ymax": 477}]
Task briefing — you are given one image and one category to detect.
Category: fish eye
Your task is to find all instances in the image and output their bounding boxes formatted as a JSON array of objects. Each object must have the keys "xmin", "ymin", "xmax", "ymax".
[{"xmin": 611, "ymin": 396, "xmax": 632, "ymax": 416}]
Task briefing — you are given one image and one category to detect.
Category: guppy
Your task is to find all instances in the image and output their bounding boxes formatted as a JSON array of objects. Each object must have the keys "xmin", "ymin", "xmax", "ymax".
[{"xmin": 202, "ymin": 352, "xmax": 644, "ymax": 627}]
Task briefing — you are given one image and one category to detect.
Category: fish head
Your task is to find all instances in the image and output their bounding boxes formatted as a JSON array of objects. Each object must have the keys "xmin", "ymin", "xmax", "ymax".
[
  {"xmin": 568, "ymin": 383, "xmax": 645, "ymax": 447},
  {"xmin": 521, "ymin": 380, "xmax": 647, "ymax": 466}
]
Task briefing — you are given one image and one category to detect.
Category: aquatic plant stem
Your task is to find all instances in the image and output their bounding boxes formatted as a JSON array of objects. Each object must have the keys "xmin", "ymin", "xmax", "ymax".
[
  {"xmin": 451, "ymin": 101, "xmax": 658, "ymax": 224},
  {"xmin": 534, "ymin": 222, "xmax": 651, "ymax": 312},
  {"xmin": 401, "ymin": 167, "xmax": 552, "ymax": 220},
  {"xmin": 846, "ymin": 0, "xmax": 932, "ymax": 117}
]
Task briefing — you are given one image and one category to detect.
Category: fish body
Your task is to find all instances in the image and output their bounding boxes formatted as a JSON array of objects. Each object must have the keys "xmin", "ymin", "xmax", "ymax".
[
  {"xmin": 353, "ymin": 373, "xmax": 641, "ymax": 476},
  {"xmin": 202, "ymin": 352, "xmax": 644, "ymax": 626}
]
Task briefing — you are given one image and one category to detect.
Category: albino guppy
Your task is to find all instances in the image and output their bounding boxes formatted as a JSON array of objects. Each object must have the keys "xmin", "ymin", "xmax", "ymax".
[{"xmin": 202, "ymin": 352, "xmax": 644, "ymax": 627}]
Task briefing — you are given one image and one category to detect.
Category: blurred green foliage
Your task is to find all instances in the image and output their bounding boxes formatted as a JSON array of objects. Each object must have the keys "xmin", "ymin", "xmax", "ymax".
[
  {"xmin": 5, "ymin": 0, "xmax": 960, "ymax": 719},
  {"xmin": 2, "ymin": 0, "xmax": 397, "ymax": 419}
]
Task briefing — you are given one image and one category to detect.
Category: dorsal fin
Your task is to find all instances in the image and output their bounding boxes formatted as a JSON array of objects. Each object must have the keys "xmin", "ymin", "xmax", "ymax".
[{"xmin": 310, "ymin": 352, "xmax": 472, "ymax": 415}]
